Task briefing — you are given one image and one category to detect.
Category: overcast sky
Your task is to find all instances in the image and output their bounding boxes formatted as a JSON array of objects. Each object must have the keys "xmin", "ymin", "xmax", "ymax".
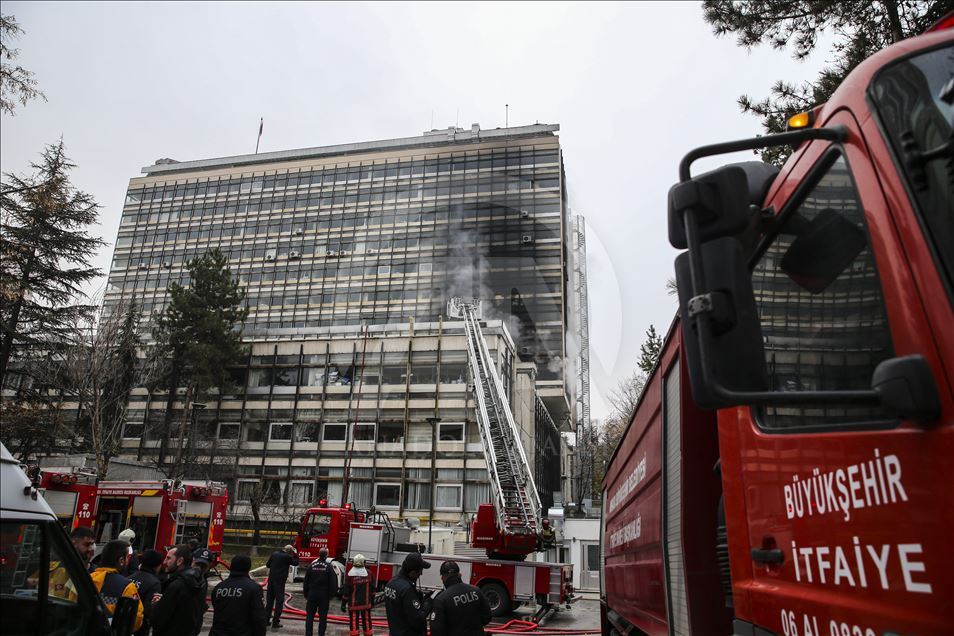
[{"xmin": 1, "ymin": 1, "xmax": 832, "ymax": 418}]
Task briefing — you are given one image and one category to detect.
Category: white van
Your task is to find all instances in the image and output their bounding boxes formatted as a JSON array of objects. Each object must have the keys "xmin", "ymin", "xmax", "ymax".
[{"xmin": 1, "ymin": 443, "xmax": 132, "ymax": 635}]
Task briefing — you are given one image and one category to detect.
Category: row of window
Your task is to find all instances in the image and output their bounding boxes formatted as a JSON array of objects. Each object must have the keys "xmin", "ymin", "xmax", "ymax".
[
  {"xmin": 126, "ymin": 171, "xmax": 561, "ymax": 214},
  {"xmin": 130, "ymin": 148, "xmax": 561, "ymax": 203},
  {"xmin": 234, "ymin": 478, "xmax": 487, "ymax": 511},
  {"xmin": 120, "ymin": 196, "xmax": 562, "ymax": 230},
  {"xmin": 115, "ymin": 221, "xmax": 560, "ymax": 250}
]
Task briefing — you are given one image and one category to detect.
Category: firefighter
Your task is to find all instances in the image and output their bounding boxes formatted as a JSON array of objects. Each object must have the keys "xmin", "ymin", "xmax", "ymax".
[
  {"xmin": 341, "ymin": 553, "xmax": 374, "ymax": 636},
  {"xmin": 303, "ymin": 548, "xmax": 337, "ymax": 636},
  {"xmin": 265, "ymin": 544, "xmax": 299, "ymax": 628},
  {"xmin": 210, "ymin": 555, "xmax": 267, "ymax": 636},
  {"xmin": 383, "ymin": 553, "xmax": 432, "ymax": 636},
  {"xmin": 429, "ymin": 561, "xmax": 491, "ymax": 636},
  {"xmin": 538, "ymin": 519, "xmax": 556, "ymax": 549}
]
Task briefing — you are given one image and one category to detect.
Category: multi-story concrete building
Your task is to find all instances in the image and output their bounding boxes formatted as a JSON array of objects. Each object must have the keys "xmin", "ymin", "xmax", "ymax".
[{"xmin": 103, "ymin": 123, "xmax": 581, "ymax": 526}]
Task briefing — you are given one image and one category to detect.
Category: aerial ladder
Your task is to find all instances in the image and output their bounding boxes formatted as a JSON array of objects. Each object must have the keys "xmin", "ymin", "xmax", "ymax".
[{"xmin": 448, "ymin": 297, "xmax": 548, "ymax": 558}]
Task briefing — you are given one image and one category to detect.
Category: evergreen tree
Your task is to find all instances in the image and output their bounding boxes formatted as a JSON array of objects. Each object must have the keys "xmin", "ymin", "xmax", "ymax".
[
  {"xmin": 0, "ymin": 14, "xmax": 45, "ymax": 115},
  {"xmin": 0, "ymin": 141, "xmax": 105, "ymax": 386},
  {"xmin": 637, "ymin": 324, "xmax": 663, "ymax": 375},
  {"xmin": 703, "ymin": 0, "xmax": 953, "ymax": 165},
  {"xmin": 152, "ymin": 249, "xmax": 248, "ymax": 474}
]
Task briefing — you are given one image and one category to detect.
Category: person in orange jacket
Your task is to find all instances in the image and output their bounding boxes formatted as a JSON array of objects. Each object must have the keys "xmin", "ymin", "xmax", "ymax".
[
  {"xmin": 341, "ymin": 554, "xmax": 374, "ymax": 636},
  {"xmin": 88, "ymin": 539, "xmax": 145, "ymax": 632}
]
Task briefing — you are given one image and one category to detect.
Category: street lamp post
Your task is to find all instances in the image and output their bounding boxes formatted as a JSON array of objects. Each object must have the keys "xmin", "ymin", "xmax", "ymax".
[{"xmin": 426, "ymin": 416, "xmax": 441, "ymax": 552}]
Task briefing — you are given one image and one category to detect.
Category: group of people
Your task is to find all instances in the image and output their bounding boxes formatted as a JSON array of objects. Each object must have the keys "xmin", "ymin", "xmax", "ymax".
[
  {"xmin": 213, "ymin": 545, "xmax": 492, "ymax": 636},
  {"xmin": 65, "ymin": 528, "xmax": 494, "ymax": 636},
  {"xmin": 65, "ymin": 525, "xmax": 215, "ymax": 635},
  {"xmin": 297, "ymin": 548, "xmax": 492, "ymax": 636}
]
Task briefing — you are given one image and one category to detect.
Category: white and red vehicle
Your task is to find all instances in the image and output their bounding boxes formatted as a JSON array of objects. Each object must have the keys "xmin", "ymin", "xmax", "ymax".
[
  {"xmin": 37, "ymin": 467, "xmax": 99, "ymax": 531},
  {"xmin": 295, "ymin": 298, "xmax": 574, "ymax": 617},
  {"xmin": 296, "ymin": 502, "xmax": 574, "ymax": 618}
]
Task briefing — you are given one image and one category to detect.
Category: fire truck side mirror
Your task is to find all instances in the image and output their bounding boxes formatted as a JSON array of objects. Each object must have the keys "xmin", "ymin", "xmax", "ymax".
[
  {"xmin": 872, "ymin": 355, "xmax": 942, "ymax": 424},
  {"xmin": 674, "ymin": 237, "xmax": 769, "ymax": 409},
  {"xmin": 667, "ymin": 166, "xmax": 749, "ymax": 249}
]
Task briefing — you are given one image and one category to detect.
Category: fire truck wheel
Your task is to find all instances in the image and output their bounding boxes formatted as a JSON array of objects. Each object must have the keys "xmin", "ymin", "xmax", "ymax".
[{"xmin": 480, "ymin": 582, "xmax": 512, "ymax": 617}]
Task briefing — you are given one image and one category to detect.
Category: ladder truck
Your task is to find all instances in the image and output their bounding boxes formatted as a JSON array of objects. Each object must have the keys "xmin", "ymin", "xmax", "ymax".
[
  {"xmin": 450, "ymin": 297, "xmax": 550, "ymax": 559},
  {"xmin": 294, "ymin": 298, "xmax": 573, "ymax": 617}
]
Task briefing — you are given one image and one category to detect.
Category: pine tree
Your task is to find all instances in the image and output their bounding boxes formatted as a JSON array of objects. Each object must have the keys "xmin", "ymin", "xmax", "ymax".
[
  {"xmin": 0, "ymin": 14, "xmax": 46, "ymax": 115},
  {"xmin": 703, "ymin": 0, "xmax": 953, "ymax": 165},
  {"xmin": 637, "ymin": 324, "xmax": 663, "ymax": 375},
  {"xmin": 0, "ymin": 141, "xmax": 105, "ymax": 386},
  {"xmin": 152, "ymin": 249, "xmax": 248, "ymax": 475}
]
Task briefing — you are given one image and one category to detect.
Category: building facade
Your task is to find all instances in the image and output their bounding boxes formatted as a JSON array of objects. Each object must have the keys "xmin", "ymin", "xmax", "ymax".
[{"xmin": 102, "ymin": 124, "xmax": 580, "ymax": 525}]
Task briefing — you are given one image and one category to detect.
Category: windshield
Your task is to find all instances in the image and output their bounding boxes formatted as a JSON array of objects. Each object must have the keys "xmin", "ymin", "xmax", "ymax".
[
  {"xmin": 303, "ymin": 511, "xmax": 332, "ymax": 540},
  {"xmin": 869, "ymin": 43, "xmax": 954, "ymax": 297}
]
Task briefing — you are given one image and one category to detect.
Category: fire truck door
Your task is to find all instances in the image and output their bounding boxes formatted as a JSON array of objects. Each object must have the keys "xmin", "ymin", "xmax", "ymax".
[
  {"xmin": 130, "ymin": 496, "xmax": 162, "ymax": 551},
  {"xmin": 733, "ymin": 115, "xmax": 952, "ymax": 633},
  {"xmin": 95, "ymin": 498, "xmax": 129, "ymax": 543}
]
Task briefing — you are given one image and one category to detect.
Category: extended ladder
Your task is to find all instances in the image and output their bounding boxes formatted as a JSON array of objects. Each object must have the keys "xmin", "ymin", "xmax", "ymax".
[{"xmin": 449, "ymin": 298, "xmax": 542, "ymax": 538}]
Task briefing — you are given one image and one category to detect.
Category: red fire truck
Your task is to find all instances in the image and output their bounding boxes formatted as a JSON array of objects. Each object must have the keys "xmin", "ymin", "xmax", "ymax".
[
  {"xmin": 35, "ymin": 469, "xmax": 229, "ymax": 555},
  {"xmin": 92, "ymin": 480, "xmax": 229, "ymax": 555},
  {"xmin": 38, "ymin": 467, "xmax": 99, "ymax": 530},
  {"xmin": 295, "ymin": 502, "xmax": 574, "ymax": 618},
  {"xmin": 602, "ymin": 19, "xmax": 953, "ymax": 636}
]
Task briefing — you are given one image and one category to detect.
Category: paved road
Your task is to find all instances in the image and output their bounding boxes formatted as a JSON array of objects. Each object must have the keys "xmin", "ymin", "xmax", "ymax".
[{"xmin": 200, "ymin": 577, "xmax": 600, "ymax": 635}]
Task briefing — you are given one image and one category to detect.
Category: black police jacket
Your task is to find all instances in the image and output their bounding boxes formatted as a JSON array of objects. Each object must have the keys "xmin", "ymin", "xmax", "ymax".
[
  {"xmin": 383, "ymin": 570, "xmax": 431, "ymax": 636},
  {"xmin": 303, "ymin": 558, "xmax": 337, "ymax": 599},
  {"xmin": 430, "ymin": 576, "xmax": 491, "ymax": 636},
  {"xmin": 151, "ymin": 567, "xmax": 206, "ymax": 636},
  {"xmin": 209, "ymin": 572, "xmax": 267, "ymax": 636},
  {"xmin": 266, "ymin": 551, "xmax": 299, "ymax": 583},
  {"xmin": 129, "ymin": 569, "xmax": 161, "ymax": 634}
]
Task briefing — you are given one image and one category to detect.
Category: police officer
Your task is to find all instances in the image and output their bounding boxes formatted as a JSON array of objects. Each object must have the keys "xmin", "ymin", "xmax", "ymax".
[
  {"xmin": 303, "ymin": 548, "xmax": 337, "ymax": 636},
  {"xmin": 383, "ymin": 553, "xmax": 432, "ymax": 636},
  {"xmin": 429, "ymin": 561, "xmax": 491, "ymax": 636},
  {"xmin": 265, "ymin": 544, "xmax": 299, "ymax": 628},
  {"xmin": 209, "ymin": 555, "xmax": 267, "ymax": 636}
]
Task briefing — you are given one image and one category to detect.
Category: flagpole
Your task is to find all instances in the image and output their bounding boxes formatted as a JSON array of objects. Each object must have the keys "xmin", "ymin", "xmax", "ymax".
[{"xmin": 255, "ymin": 117, "xmax": 263, "ymax": 154}]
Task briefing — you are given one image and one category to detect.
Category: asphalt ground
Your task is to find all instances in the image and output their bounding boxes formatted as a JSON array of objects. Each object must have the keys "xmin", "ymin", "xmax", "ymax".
[{"xmin": 199, "ymin": 575, "xmax": 601, "ymax": 636}]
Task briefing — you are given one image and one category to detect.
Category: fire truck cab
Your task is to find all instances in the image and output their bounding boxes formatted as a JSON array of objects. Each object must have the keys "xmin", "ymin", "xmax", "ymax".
[{"xmin": 603, "ymin": 21, "xmax": 953, "ymax": 636}]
